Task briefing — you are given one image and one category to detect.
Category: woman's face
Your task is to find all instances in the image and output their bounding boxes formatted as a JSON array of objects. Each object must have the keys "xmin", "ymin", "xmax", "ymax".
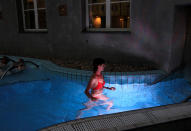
[{"xmin": 98, "ymin": 64, "xmax": 105, "ymax": 72}]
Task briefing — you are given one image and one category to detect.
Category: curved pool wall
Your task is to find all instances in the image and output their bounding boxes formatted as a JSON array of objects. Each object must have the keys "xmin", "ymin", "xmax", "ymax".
[
  {"xmin": 0, "ymin": 55, "xmax": 165, "ymax": 86},
  {"xmin": 0, "ymin": 55, "xmax": 191, "ymax": 131}
]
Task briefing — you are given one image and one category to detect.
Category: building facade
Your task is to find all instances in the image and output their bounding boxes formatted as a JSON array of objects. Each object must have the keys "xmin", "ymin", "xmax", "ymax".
[{"xmin": 0, "ymin": 0, "xmax": 191, "ymax": 72}]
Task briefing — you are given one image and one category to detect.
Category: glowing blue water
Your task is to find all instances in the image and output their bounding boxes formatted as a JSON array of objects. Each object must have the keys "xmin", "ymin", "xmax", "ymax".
[{"xmin": 0, "ymin": 71, "xmax": 191, "ymax": 131}]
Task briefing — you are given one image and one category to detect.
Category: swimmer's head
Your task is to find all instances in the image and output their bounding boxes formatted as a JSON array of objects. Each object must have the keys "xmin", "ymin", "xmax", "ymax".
[{"xmin": 93, "ymin": 58, "xmax": 105, "ymax": 72}]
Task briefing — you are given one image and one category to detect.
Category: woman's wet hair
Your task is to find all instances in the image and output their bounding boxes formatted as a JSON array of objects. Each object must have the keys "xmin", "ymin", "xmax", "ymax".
[{"xmin": 93, "ymin": 58, "xmax": 105, "ymax": 72}]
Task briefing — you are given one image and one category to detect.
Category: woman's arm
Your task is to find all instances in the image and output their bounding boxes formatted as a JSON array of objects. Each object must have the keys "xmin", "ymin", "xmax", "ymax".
[
  {"xmin": 85, "ymin": 77, "xmax": 98, "ymax": 101},
  {"xmin": 102, "ymin": 75, "xmax": 115, "ymax": 90},
  {"xmin": 103, "ymin": 86, "xmax": 110, "ymax": 89},
  {"xmin": 103, "ymin": 86, "xmax": 116, "ymax": 90}
]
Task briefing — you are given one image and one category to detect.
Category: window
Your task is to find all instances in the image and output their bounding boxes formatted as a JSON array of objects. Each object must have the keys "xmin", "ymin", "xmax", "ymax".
[
  {"xmin": 86, "ymin": 0, "xmax": 130, "ymax": 31},
  {"xmin": 19, "ymin": 0, "xmax": 47, "ymax": 32}
]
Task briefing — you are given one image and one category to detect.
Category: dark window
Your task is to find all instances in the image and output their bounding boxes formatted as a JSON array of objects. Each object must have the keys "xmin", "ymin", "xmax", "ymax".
[{"xmin": 16, "ymin": 0, "xmax": 47, "ymax": 32}]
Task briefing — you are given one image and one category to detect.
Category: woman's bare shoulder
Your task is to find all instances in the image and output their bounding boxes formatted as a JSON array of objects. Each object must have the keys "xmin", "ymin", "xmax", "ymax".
[{"xmin": 90, "ymin": 74, "xmax": 98, "ymax": 82}]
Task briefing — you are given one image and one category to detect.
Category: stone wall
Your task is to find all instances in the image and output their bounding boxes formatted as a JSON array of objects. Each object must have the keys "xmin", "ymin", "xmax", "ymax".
[{"xmin": 0, "ymin": 0, "xmax": 190, "ymax": 72}]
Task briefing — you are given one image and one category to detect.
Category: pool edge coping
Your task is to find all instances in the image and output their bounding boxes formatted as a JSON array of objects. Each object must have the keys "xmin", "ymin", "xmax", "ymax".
[{"xmin": 39, "ymin": 101, "xmax": 191, "ymax": 131}]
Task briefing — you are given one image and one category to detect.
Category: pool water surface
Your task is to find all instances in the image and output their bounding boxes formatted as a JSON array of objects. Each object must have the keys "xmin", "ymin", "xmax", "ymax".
[{"xmin": 0, "ymin": 67, "xmax": 191, "ymax": 131}]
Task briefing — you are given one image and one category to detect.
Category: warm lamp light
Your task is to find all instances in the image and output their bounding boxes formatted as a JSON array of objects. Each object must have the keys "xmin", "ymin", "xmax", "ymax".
[
  {"xmin": 120, "ymin": 18, "xmax": 124, "ymax": 21},
  {"xmin": 93, "ymin": 16, "xmax": 101, "ymax": 28}
]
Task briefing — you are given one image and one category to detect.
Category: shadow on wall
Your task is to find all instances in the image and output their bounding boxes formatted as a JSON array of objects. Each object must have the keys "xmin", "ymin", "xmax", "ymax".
[
  {"xmin": 83, "ymin": 21, "xmax": 166, "ymax": 69},
  {"xmin": 83, "ymin": 41, "xmax": 158, "ymax": 66},
  {"xmin": 120, "ymin": 20, "xmax": 169, "ymax": 71}
]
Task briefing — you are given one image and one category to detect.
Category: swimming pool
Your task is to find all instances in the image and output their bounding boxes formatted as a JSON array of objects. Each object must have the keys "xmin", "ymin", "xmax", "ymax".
[{"xmin": 0, "ymin": 57, "xmax": 191, "ymax": 131}]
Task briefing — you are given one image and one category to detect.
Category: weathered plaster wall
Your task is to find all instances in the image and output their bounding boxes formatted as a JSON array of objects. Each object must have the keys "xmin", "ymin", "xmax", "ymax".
[
  {"xmin": 0, "ymin": 0, "xmax": 190, "ymax": 72},
  {"xmin": 168, "ymin": 0, "xmax": 191, "ymax": 82},
  {"xmin": 169, "ymin": 6, "xmax": 186, "ymax": 72},
  {"xmin": 169, "ymin": 0, "xmax": 191, "ymax": 73}
]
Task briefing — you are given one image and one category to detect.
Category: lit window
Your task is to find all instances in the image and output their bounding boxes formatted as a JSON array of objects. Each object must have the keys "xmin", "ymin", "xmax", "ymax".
[
  {"xmin": 86, "ymin": 0, "xmax": 130, "ymax": 31},
  {"xmin": 20, "ymin": 0, "xmax": 47, "ymax": 32}
]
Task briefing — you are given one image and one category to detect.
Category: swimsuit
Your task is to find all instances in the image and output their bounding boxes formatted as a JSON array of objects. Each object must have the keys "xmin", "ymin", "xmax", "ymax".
[{"xmin": 93, "ymin": 80, "xmax": 105, "ymax": 91}]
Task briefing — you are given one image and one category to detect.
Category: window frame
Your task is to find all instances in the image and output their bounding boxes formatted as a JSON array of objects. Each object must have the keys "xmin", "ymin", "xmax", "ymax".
[
  {"xmin": 85, "ymin": 0, "xmax": 131, "ymax": 32},
  {"xmin": 21, "ymin": 0, "xmax": 48, "ymax": 32}
]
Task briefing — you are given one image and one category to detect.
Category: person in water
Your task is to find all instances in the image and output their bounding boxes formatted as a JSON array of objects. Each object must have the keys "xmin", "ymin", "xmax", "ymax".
[
  {"xmin": 0, "ymin": 56, "xmax": 15, "ymax": 68},
  {"xmin": 1, "ymin": 58, "xmax": 39, "ymax": 79},
  {"xmin": 77, "ymin": 58, "xmax": 116, "ymax": 118},
  {"xmin": 0, "ymin": 56, "xmax": 16, "ymax": 76}
]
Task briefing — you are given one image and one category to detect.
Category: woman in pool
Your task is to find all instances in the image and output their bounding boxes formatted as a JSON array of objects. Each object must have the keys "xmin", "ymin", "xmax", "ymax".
[{"xmin": 77, "ymin": 58, "xmax": 115, "ymax": 118}]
